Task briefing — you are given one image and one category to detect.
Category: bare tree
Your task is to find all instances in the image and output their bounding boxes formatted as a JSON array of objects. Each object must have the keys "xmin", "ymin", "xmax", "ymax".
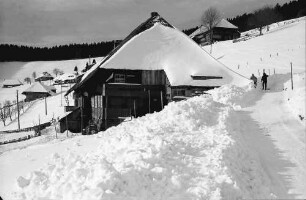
[
  {"xmin": 32, "ymin": 71, "xmax": 37, "ymax": 80},
  {"xmin": 53, "ymin": 68, "xmax": 64, "ymax": 77},
  {"xmin": 201, "ymin": 7, "xmax": 221, "ymax": 53},
  {"xmin": 4, "ymin": 100, "xmax": 13, "ymax": 121},
  {"xmin": 0, "ymin": 103, "xmax": 7, "ymax": 126},
  {"xmin": 24, "ymin": 77, "xmax": 31, "ymax": 84}
]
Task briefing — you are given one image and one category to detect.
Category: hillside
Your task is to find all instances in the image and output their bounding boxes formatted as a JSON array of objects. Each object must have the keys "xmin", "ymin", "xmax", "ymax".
[{"xmin": 203, "ymin": 17, "xmax": 305, "ymax": 77}]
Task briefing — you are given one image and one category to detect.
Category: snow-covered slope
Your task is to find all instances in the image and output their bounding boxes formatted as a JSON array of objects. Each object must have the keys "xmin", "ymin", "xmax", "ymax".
[
  {"xmin": 3, "ymin": 57, "xmax": 103, "ymax": 81},
  {"xmin": 0, "ymin": 86, "xmax": 276, "ymax": 200},
  {"xmin": 204, "ymin": 17, "xmax": 305, "ymax": 78}
]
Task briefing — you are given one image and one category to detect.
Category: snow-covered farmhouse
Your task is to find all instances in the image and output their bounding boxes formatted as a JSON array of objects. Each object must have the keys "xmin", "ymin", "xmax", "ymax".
[
  {"xmin": 54, "ymin": 73, "xmax": 77, "ymax": 84},
  {"xmin": 22, "ymin": 82, "xmax": 55, "ymax": 102},
  {"xmin": 2, "ymin": 79, "xmax": 23, "ymax": 88},
  {"xmin": 35, "ymin": 72, "xmax": 54, "ymax": 82},
  {"xmin": 190, "ymin": 19, "xmax": 240, "ymax": 46},
  {"xmin": 63, "ymin": 12, "xmax": 248, "ymax": 133}
]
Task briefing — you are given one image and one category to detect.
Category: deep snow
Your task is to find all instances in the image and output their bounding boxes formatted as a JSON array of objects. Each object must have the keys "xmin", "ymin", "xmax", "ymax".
[{"xmin": 0, "ymin": 17, "xmax": 305, "ymax": 200}]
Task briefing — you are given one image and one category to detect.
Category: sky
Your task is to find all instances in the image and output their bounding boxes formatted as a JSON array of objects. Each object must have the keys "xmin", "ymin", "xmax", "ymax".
[{"xmin": 0, "ymin": 0, "xmax": 291, "ymax": 46}]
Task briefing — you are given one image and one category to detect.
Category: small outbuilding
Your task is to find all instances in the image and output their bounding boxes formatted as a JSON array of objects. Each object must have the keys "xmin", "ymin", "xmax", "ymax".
[
  {"xmin": 2, "ymin": 79, "xmax": 23, "ymax": 88},
  {"xmin": 190, "ymin": 19, "xmax": 240, "ymax": 45},
  {"xmin": 22, "ymin": 82, "xmax": 55, "ymax": 102},
  {"xmin": 35, "ymin": 72, "xmax": 54, "ymax": 82},
  {"xmin": 54, "ymin": 73, "xmax": 77, "ymax": 84}
]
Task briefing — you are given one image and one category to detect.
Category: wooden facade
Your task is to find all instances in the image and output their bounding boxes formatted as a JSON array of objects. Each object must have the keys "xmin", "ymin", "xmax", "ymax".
[
  {"xmin": 61, "ymin": 69, "xmax": 169, "ymax": 133},
  {"xmin": 193, "ymin": 27, "xmax": 240, "ymax": 46},
  {"xmin": 23, "ymin": 92, "xmax": 51, "ymax": 102}
]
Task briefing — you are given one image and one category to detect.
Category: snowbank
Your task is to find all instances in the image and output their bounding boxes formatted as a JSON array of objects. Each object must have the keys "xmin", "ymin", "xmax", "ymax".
[
  {"xmin": 11, "ymin": 89, "xmax": 275, "ymax": 200},
  {"xmin": 283, "ymin": 72, "xmax": 305, "ymax": 122}
]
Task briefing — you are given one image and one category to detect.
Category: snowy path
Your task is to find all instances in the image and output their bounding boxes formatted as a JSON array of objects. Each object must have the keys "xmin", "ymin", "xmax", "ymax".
[{"xmin": 239, "ymin": 88, "xmax": 306, "ymax": 198}]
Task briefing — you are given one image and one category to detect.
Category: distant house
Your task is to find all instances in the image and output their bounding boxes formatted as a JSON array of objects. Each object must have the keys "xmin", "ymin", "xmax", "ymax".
[
  {"xmin": 61, "ymin": 12, "xmax": 248, "ymax": 133},
  {"xmin": 2, "ymin": 79, "xmax": 23, "ymax": 88},
  {"xmin": 54, "ymin": 73, "xmax": 77, "ymax": 84},
  {"xmin": 190, "ymin": 19, "xmax": 240, "ymax": 45},
  {"xmin": 22, "ymin": 82, "xmax": 55, "ymax": 102},
  {"xmin": 35, "ymin": 72, "xmax": 54, "ymax": 82}
]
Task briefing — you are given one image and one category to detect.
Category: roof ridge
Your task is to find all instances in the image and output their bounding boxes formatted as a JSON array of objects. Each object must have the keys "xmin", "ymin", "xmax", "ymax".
[{"xmin": 66, "ymin": 12, "xmax": 174, "ymax": 95}]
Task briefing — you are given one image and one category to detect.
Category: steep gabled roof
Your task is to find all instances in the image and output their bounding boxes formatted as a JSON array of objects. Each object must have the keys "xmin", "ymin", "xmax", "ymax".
[
  {"xmin": 190, "ymin": 19, "xmax": 238, "ymax": 38},
  {"xmin": 66, "ymin": 13, "xmax": 248, "ymax": 95},
  {"xmin": 22, "ymin": 82, "xmax": 54, "ymax": 95}
]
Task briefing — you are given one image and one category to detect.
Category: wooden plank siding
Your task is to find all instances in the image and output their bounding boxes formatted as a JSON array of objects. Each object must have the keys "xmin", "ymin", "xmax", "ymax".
[{"xmin": 141, "ymin": 70, "xmax": 167, "ymax": 85}]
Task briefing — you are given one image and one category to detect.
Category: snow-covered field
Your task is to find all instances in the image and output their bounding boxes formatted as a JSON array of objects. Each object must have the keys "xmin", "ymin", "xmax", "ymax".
[
  {"xmin": 0, "ymin": 17, "xmax": 305, "ymax": 200},
  {"xmin": 203, "ymin": 17, "xmax": 305, "ymax": 78}
]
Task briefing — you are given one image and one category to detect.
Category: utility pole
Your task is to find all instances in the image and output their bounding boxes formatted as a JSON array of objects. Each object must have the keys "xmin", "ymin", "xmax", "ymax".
[
  {"xmin": 45, "ymin": 97, "xmax": 47, "ymax": 115},
  {"xmin": 16, "ymin": 90, "xmax": 20, "ymax": 130},
  {"xmin": 291, "ymin": 62, "xmax": 293, "ymax": 90},
  {"xmin": 60, "ymin": 85, "xmax": 62, "ymax": 106}
]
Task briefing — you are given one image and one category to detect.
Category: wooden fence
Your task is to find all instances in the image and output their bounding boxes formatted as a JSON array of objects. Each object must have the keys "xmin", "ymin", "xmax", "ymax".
[{"xmin": 0, "ymin": 121, "xmax": 52, "ymax": 145}]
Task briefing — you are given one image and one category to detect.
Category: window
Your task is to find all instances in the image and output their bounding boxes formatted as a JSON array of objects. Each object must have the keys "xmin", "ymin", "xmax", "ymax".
[
  {"xmin": 114, "ymin": 74, "xmax": 125, "ymax": 83},
  {"xmin": 173, "ymin": 89, "xmax": 185, "ymax": 97}
]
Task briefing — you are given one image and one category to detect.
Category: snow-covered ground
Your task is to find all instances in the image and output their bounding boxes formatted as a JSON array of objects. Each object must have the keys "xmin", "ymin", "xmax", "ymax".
[
  {"xmin": 0, "ymin": 85, "xmax": 73, "ymax": 131},
  {"xmin": 0, "ymin": 17, "xmax": 305, "ymax": 200},
  {"xmin": 203, "ymin": 17, "xmax": 305, "ymax": 78},
  {"xmin": 0, "ymin": 57, "xmax": 104, "ymax": 105}
]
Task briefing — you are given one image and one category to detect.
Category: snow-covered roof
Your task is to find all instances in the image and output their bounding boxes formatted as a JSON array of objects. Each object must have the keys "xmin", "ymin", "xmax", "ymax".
[
  {"xmin": 2, "ymin": 79, "xmax": 23, "ymax": 86},
  {"xmin": 22, "ymin": 82, "xmax": 54, "ymax": 94},
  {"xmin": 190, "ymin": 19, "xmax": 238, "ymax": 38},
  {"xmin": 54, "ymin": 73, "xmax": 76, "ymax": 81},
  {"xmin": 67, "ymin": 13, "xmax": 248, "ymax": 95},
  {"xmin": 35, "ymin": 72, "xmax": 54, "ymax": 81}
]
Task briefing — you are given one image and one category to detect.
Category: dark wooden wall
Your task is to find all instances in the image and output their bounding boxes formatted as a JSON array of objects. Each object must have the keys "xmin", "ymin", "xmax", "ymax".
[{"xmin": 141, "ymin": 70, "xmax": 167, "ymax": 85}]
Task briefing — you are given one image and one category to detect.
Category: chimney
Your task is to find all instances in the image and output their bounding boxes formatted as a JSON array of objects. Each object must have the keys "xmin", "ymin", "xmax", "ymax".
[{"xmin": 151, "ymin": 12, "xmax": 159, "ymax": 17}]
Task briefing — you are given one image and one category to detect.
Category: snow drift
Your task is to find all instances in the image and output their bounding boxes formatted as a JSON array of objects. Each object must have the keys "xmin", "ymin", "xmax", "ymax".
[{"xmin": 14, "ymin": 86, "xmax": 275, "ymax": 200}]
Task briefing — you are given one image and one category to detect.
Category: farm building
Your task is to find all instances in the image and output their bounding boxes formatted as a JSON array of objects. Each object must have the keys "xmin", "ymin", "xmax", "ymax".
[
  {"xmin": 22, "ymin": 82, "xmax": 55, "ymax": 102},
  {"xmin": 62, "ymin": 12, "xmax": 249, "ymax": 133},
  {"xmin": 35, "ymin": 72, "xmax": 54, "ymax": 82},
  {"xmin": 2, "ymin": 79, "xmax": 23, "ymax": 88},
  {"xmin": 190, "ymin": 19, "xmax": 240, "ymax": 45},
  {"xmin": 54, "ymin": 73, "xmax": 77, "ymax": 84}
]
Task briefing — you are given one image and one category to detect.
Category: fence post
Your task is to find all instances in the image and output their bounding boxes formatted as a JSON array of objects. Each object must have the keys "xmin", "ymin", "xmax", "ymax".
[
  {"xmin": 16, "ymin": 90, "xmax": 20, "ymax": 131},
  {"xmin": 105, "ymin": 96, "xmax": 108, "ymax": 130},
  {"xmin": 45, "ymin": 97, "xmax": 47, "ymax": 115},
  {"xmin": 61, "ymin": 85, "xmax": 63, "ymax": 106},
  {"xmin": 65, "ymin": 112, "xmax": 68, "ymax": 137},
  {"xmin": 291, "ymin": 62, "xmax": 293, "ymax": 90},
  {"xmin": 38, "ymin": 115, "xmax": 41, "ymax": 135}
]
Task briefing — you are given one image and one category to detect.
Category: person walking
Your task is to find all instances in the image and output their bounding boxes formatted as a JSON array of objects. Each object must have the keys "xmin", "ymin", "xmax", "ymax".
[
  {"xmin": 261, "ymin": 72, "xmax": 268, "ymax": 90},
  {"xmin": 250, "ymin": 74, "xmax": 257, "ymax": 88}
]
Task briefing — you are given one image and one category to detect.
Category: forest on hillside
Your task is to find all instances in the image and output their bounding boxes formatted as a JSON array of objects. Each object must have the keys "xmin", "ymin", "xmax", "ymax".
[
  {"xmin": 227, "ymin": 0, "xmax": 306, "ymax": 32},
  {"xmin": 0, "ymin": 0, "xmax": 305, "ymax": 62}
]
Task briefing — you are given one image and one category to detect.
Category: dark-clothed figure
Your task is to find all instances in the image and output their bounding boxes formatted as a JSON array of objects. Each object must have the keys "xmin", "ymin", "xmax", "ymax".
[
  {"xmin": 250, "ymin": 74, "xmax": 257, "ymax": 88},
  {"xmin": 261, "ymin": 72, "xmax": 268, "ymax": 90}
]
